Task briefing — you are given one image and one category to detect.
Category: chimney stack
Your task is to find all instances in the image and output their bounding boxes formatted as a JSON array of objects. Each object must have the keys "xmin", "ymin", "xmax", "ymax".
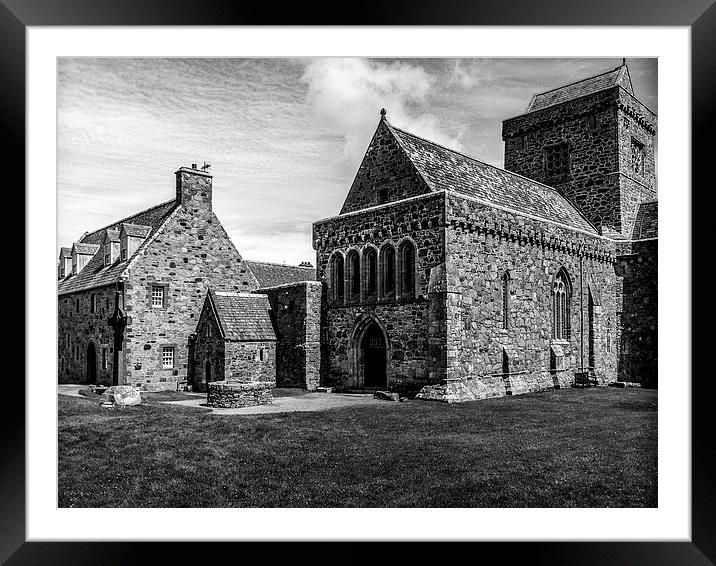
[{"xmin": 175, "ymin": 163, "xmax": 213, "ymax": 211}]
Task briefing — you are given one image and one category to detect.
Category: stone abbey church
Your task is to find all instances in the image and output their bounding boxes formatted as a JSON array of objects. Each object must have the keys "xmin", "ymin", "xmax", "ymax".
[{"xmin": 57, "ymin": 62, "xmax": 657, "ymax": 402}]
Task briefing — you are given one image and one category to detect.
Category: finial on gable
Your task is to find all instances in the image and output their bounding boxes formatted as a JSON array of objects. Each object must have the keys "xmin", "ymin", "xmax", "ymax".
[
  {"xmin": 622, "ymin": 57, "xmax": 626, "ymax": 66},
  {"xmin": 380, "ymin": 108, "xmax": 386, "ymax": 119}
]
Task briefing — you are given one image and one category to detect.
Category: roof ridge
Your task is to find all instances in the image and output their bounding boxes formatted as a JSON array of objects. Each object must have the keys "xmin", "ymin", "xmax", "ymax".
[
  {"xmin": 389, "ymin": 121, "xmax": 568, "ymax": 197},
  {"xmin": 530, "ymin": 65, "xmax": 622, "ymax": 99},
  {"xmin": 245, "ymin": 259, "xmax": 312, "ymax": 268},
  {"xmin": 387, "ymin": 121, "xmax": 599, "ymax": 234},
  {"xmin": 79, "ymin": 198, "xmax": 177, "ymax": 243}
]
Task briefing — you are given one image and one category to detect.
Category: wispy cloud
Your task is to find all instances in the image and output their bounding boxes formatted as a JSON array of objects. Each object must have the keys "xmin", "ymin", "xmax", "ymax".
[
  {"xmin": 57, "ymin": 57, "xmax": 657, "ymax": 265},
  {"xmin": 301, "ymin": 58, "xmax": 464, "ymax": 168}
]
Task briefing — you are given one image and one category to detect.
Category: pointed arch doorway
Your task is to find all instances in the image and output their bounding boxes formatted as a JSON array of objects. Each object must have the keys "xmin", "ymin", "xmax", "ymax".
[{"xmin": 356, "ymin": 319, "xmax": 387, "ymax": 389}]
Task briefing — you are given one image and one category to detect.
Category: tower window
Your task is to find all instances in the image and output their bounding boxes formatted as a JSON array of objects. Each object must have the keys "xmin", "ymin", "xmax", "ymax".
[
  {"xmin": 631, "ymin": 138, "xmax": 645, "ymax": 175},
  {"xmin": 543, "ymin": 143, "xmax": 570, "ymax": 178}
]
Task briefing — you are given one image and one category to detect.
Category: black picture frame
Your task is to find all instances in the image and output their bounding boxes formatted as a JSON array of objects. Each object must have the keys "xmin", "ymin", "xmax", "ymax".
[{"xmin": 6, "ymin": 1, "xmax": 707, "ymax": 563}]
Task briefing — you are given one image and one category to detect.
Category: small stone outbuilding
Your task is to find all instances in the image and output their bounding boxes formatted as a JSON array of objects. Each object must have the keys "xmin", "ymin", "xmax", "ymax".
[{"xmin": 191, "ymin": 289, "xmax": 278, "ymax": 407}]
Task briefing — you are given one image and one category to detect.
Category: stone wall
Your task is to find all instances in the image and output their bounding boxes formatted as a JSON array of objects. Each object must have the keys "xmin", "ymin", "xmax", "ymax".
[
  {"xmin": 190, "ymin": 296, "xmax": 226, "ymax": 392},
  {"xmin": 255, "ymin": 281, "xmax": 322, "ymax": 390},
  {"xmin": 224, "ymin": 341, "xmax": 276, "ymax": 384},
  {"xmin": 440, "ymin": 193, "xmax": 619, "ymax": 397},
  {"xmin": 207, "ymin": 381, "xmax": 273, "ymax": 408},
  {"xmin": 502, "ymin": 86, "xmax": 656, "ymax": 238},
  {"xmin": 121, "ymin": 204, "xmax": 259, "ymax": 391},
  {"xmin": 615, "ymin": 238, "xmax": 658, "ymax": 386},
  {"xmin": 57, "ymin": 283, "xmax": 119, "ymax": 385},
  {"xmin": 314, "ymin": 192, "xmax": 447, "ymax": 389},
  {"xmin": 339, "ymin": 117, "xmax": 432, "ymax": 214}
]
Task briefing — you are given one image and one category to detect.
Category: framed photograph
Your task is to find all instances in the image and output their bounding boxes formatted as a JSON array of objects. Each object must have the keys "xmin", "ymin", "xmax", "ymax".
[{"xmin": 8, "ymin": 0, "xmax": 707, "ymax": 563}]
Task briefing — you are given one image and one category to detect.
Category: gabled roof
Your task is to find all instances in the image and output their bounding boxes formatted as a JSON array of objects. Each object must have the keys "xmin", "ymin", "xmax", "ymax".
[
  {"xmin": 245, "ymin": 260, "xmax": 315, "ymax": 288},
  {"xmin": 208, "ymin": 290, "xmax": 277, "ymax": 341},
  {"xmin": 58, "ymin": 200, "xmax": 178, "ymax": 294},
  {"xmin": 631, "ymin": 201, "xmax": 658, "ymax": 240},
  {"xmin": 59, "ymin": 247, "xmax": 72, "ymax": 259},
  {"xmin": 77, "ymin": 200, "xmax": 177, "ymax": 246},
  {"xmin": 103, "ymin": 229, "xmax": 120, "ymax": 243},
  {"xmin": 385, "ymin": 121, "xmax": 597, "ymax": 234},
  {"xmin": 527, "ymin": 63, "xmax": 633, "ymax": 112},
  {"xmin": 72, "ymin": 243, "xmax": 101, "ymax": 255},
  {"xmin": 121, "ymin": 223, "xmax": 152, "ymax": 238}
]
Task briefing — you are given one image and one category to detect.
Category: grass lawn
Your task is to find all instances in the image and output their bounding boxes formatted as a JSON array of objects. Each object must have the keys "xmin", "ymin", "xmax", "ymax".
[{"xmin": 58, "ymin": 387, "xmax": 657, "ymax": 508}]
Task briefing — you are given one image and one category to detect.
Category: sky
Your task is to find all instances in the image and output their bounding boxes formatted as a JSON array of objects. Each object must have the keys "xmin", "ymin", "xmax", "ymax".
[{"xmin": 57, "ymin": 57, "xmax": 657, "ymax": 265}]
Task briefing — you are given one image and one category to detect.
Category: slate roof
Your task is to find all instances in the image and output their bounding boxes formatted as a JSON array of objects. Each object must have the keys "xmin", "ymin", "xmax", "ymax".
[
  {"xmin": 386, "ymin": 122, "xmax": 597, "ymax": 234},
  {"xmin": 631, "ymin": 201, "xmax": 658, "ymax": 239},
  {"xmin": 72, "ymin": 243, "xmax": 101, "ymax": 255},
  {"xmin": 104, "ymin": 229, "xmax": 120, "ymax": 243},
  {"xmin": 527, "ymin": 64, "xmax": 633, "ymax": 112},
  {"xmin": 209, "ymin": 291, "xmax": 277, "ymax": 341},
  {"xmin": 58, "ymin": 200, "xmax": 178, "ymax": 295},
  {"xmin": 121, "ymin": 223, "xmax": 152, "ymax": 238},
  {"xmin": 245, "ymin": 260, "xmax": 315, "ymax": 288},
  {"xmin": 78, "ymin": 200, "xmax": 177, "ymax": 246}
]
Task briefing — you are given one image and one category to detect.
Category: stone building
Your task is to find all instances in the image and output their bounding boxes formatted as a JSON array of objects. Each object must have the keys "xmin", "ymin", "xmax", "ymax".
[
  {"xmin": 57, "ymin": 164, "xmax": 321, "ymax": 392},
  {"xmin": 58, "ymin": 62, "xmax": 657, "ymax": 402},
  {"xmin": 192, "ymin": 290, "xmax": 277, "ymax": 406},
  {"xmin": 312, "ymin": 62, "xmax": 657, "ymax": 401}
]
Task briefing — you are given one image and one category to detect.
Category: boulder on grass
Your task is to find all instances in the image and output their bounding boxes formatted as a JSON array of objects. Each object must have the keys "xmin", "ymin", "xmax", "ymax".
[
  {"xmin": 106, "ymin": 385, "xmax": 142, "ymax": 406},
  {"xmin": 374, "ymin": 390, "xmax": 400, "ymax": 402}
]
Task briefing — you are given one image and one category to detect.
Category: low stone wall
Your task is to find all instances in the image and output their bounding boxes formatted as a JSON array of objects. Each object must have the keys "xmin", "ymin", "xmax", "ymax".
[
  {"xmin": 415, "ymin": 370, "xmax": 573, "ymax": 403},
  {"xmin": 207, "ymin": 381, "xmax": 273, "ymax": 408}
]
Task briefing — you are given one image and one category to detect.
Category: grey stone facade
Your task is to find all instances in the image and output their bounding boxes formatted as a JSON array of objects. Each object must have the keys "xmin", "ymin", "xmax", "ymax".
[
  {"xmin": 314, "ymin": 62, "xmax": 657, "ymax": 402},
  {"xmin": 58, "ymin": 167, "xmax": 260, "ymax": 391},
  {"xmin": 255, "ymin": 281, "xmax": 322, "ymax": 390},
  {"xmin": 58, "ymin": 62, "xmax": 657, "ymax": 402}
]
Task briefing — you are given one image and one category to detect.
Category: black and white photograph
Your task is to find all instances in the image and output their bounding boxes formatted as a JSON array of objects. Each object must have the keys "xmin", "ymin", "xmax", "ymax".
[{"xmin": 55, "ymin": 56, "xmax": 659, "ymax": 509}]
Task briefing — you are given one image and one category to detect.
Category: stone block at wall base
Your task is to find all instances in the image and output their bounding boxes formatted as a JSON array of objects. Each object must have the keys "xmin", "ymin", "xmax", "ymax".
[
  {"xmin": 415, "ymin": 371, "xmax": 565, "ymax": 403},
  {"xmin": 207, "ymin": 381, "xmax": 273, "ymax": 408}
]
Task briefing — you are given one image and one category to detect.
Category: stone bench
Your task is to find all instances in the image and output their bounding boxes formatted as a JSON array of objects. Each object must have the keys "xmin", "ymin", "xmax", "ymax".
[{"xmin": 207, "ymin": 381, "xmax": 274, "ymax": 408}]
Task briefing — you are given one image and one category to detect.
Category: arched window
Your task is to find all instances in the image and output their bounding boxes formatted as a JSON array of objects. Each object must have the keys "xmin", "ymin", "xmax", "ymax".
[
  {"xmin": 552, "ymin": 268, "xmax": 572, "ymax": 340},
  {"xmin": 381, "ymin": 245, "xmax": 396, "ymax": 298},
  {"xmin": 331, "ymin": 254, "xmax": 344, "ymax": 303},
  {"xmin": 399, "ymin": 241, "xmax": 416, "ymax": 298},
  {"xmin": 364, "ymin": 247, "xmax": 377, "ymax": 299},
  {"xmin": 501, "ymin": 271, "xmax": 510, "ymax": 330},
  {"xmin": 347, "ymin": 250, "xmax": 360, "ymax": 302}
]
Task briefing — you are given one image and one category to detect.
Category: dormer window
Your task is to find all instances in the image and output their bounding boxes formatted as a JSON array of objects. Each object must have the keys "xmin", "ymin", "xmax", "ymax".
[
  {"xmin": 120, "ymin": 223, "xmax": 150, "ymax": 262},
  {"xmin": 105, "ymin": 253, "xmax": 111, "ymax": 265}
]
